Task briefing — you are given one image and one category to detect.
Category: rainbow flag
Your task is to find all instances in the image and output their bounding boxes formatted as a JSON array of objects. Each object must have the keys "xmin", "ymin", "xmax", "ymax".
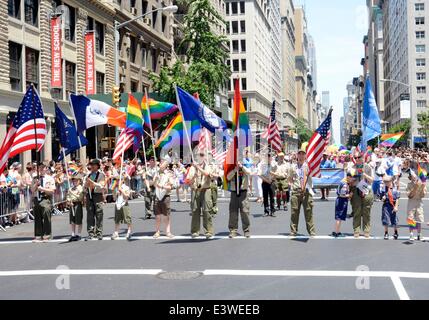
[
  {"xmin": 141, "ymin": 95, "xmax": 178, "ymax": 127},
  {"xmin": 67, "ymin": 164, "xmax": 79, "ymax": 176},
  {"xmin": 126, "ymin": 94, "xmax": 143, "ymax": 152},
  {"xmin": 380, "ymin": 132, "xmax": 405, "ymax": 148},
  {"xmin": 109, "ymin": 178, "xmax": 118, "ymax": 191},
  {"xmin": 408, "ymin": 218, "xmax": 417, "ymax": 229},
  {"xmin": 418, "ymin": 164, "xmax": 427, "ymax": 182},
  {"xmin": 155, "ymin": 113, "xmax": 183, "ymax": 149}
]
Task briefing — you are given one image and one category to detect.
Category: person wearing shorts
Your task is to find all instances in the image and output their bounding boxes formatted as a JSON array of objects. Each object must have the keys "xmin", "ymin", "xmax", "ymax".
[
  {"xmin": 380, "ymin": 176, "xmax": 400, "ymax": 240},
  {"xmin": 407, "ymin": 170, "xmax": 426, "ymax": 241},
  {"xmin": 111, "ymin": 177, "xmax": 133, "ymax": 241},
  {"xmin": 66, "ymin": 174, "xmax": 84, "ymax": 242},
  {"xmin": 332, "ymin": 173, "xmax": 353, "ymax": 238}
]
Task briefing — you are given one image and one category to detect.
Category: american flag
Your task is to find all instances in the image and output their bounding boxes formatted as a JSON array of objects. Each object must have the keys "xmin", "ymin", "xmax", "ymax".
[
  {"xmin": 112, "ymin": 128, "xmax": 135, "ymax": 161},
  {"xmin": 0, "ymin": 85, "xmax": 46, "ymax": 174},
  {"xmin": 264, "ymin": 101, "xmax": 282, "ymax": 152},
  {"xmin": 212, "ymin": 148, "xmax": 227, "ymax": 164},
  {"xmin": 307, "ymin": 110, "xmax": 333, "ymax": 178},
  {"xmin": 197, "ymin": 128, "xmax": 212, "ymax": 153}
]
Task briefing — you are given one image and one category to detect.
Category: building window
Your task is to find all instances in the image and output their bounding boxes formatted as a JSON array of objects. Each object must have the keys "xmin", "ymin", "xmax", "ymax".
[
  {"xmin": 162, "ymin": 15, "xmax": 167, "ymax": 33},
  {"xmin": 416, "ymin": 31, "xmax": 425, "ymax": 39},
  {"xmin": 241, "ymin": 78, "xmax": 247, "ymax": 90},
  {"xmin": 240, "ymin": 20, "xmax": 246, "ymax": 33},
  {"xmin": 417, "ymin": 100, "xmax": 427, "ymax": 108},
  {"xmin": 96, "ymin": 72, "xmax": 104, "ymax": 94},
  {"xmin": 417, "ymin": 86, "xmax": 426, "ymax": 94},
  {"xmin": 417, "ymin": 58, "xmax": 426, "ymax": 66},
  {"xmin": 65, "ymin": 61, "xmax": 76, "ymax": 100},
  {"xmin": 241, "ymin": 39, "xmax": 246, "ymax": 52},
  {"xmin": 417, "ymin": 72, "xmax": 426, "ymax": 80},
  {"xmin": 152, "ymin": 48, "xmax": 157, "ymax": 71},
  {"xmin": 87, "ymin": 18, "xmax": 105, "ymax": 54},
  {"xmin": 226, "ymin": 22, "xmax": 230, "ymax": 34},
  {"xmin": 241, "ymin": 59, "xmax": 246, "ymax": 72},
  {"xmin": 130, "ymin": 35, "xmax": 137, "ymax": 63},
  {"xmin": 9, "ymin": 42, "xmax": 22, "ymax": 92},
  {"xmin": 232, "ymin": 40, "xmax": 239, "ymax": 53},
  {"xmin": 142, "ymin": 0, "xmax": 148, "ymax": 14},
  {"xmin": 416, "ymin": 44, "xmax": 426, "ymax": 53},
  {"xmin": 231, "ymin": 2, "xmax": 238, "ymax": 14},
  {"xmin": 152, "ymin": 7, "xmax": 158, "ymax": 29},
  {"xmin": 415, "ymin": 3, "xmax": 425, "ymax": 11},
  {"xmin": 131, "ymin": 80, "xmax": 138, "ymax": 93},
  {"xmin": 416, "ymin": 17, "xmax": 425, "ymax": 25},
  {"xmin": 8, "ymin": 0, "xmax": 20, "ymax": 19},
  {"xmin": 25, "ymin": 47, "xmax": 39, "ymax": 90},
  {"xmin": 242, "ymin": 97, "xmax": 247, "ymax": 109},
  {"xmin": 64, "ymin": 5, "xmax": 76, "ymax": 42},
  {"xmin": 227, "ymin": 80, "xmax": 231, "ymax": 91},
  {"xmin": 226, "ymin": 2, "xmax": 229, "ymax": 14},
  {"xmin": 24, "ymin": 0, "xmax": 38, "ymax": 26},
  {"xmin": 141, "ymin": 44, "xmax": 147, "ymax": 68},
  {"xmin": 226, "ymin": 59, "xmax": 230, "ymax": 68},
  {"xmin": 231, "ymin": 21, "xmax": 238, "ymax": 34},
  {"xmin": 240, "ymin": 2, "xmax": 245, "ymax": 14},
  {"xmin": 232, "ymin": 59, "xmax": 239, "ymax": 72}
]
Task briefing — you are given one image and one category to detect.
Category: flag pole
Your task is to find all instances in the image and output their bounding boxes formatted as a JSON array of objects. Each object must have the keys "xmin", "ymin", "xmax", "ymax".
[
  {"xmin": 62, "ymin": 147, "xmax": 75, "ymax": 217},
  {"xmin": 144, "ymin": 88, "xmax": 158, "ymax": 164},
  {"xmin": 174, "ymin": 84, "xmax": 195, "ymax": 164},
  {"xmin": 31, "ymin": 84, "xmax": 40, "ymax": 181},
  {"xmin": 235, "ymin": 79, "xmax": 240, "ymax": 196},
  {"xmin": 141, "ymin": 135, "xmax": 148, "ymax": 172}
]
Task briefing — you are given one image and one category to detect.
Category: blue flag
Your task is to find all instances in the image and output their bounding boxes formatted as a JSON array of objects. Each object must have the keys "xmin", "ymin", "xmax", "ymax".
[
  {"xmin": 361, "ymin": 76, "xmax": 381, "ymax": 150},
  {"xmin": 55, "ymin": 103, "xmax": 88, "ymax": 161}
]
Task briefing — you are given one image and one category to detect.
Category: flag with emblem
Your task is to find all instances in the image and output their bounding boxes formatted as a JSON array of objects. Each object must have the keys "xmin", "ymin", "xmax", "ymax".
[{"xmin": 0, "ymin": 85, "xmax": 46, "ymax": 174}]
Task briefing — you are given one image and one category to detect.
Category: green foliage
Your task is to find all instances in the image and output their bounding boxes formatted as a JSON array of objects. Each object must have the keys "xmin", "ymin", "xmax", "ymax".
[
  {"xmin": 387, "ymin": 119, "xmax": 411, "ymax": 145},
  {"xmin": 294, "ymin": 117, "xmax": 313, "ymax": 146},
  {"xmin": 150, "ymin": 0, "xmax": 230, "ymax": 106},
  {"xmin": 417, "ymin": 112, "xmax": 429, "ymax": 146}
]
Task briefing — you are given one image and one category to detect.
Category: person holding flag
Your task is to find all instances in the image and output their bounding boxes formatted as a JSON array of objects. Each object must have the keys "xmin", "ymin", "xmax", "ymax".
[
  {"xmin": 406, "ymin": 165, "xmax": 427, "ymax": 241},
  {"xmin": 66, "ymin": 174, "xmax": 84, "ymax": 242}
]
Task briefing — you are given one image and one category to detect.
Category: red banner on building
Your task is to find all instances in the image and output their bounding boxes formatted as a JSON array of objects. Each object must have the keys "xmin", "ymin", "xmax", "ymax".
[
  {"xmin": 85, "ymin": 32, "xmax": 96, "ymax": 95},
  {"xmin": 51, "ymin": 16, "xmax": 62, "ymax": 88}
]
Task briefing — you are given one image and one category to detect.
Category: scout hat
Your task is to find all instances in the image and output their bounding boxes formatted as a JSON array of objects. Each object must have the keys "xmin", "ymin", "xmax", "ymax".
[{"xmin": 89, "ymin": 159, "xmax": 101, "ymax": 167}]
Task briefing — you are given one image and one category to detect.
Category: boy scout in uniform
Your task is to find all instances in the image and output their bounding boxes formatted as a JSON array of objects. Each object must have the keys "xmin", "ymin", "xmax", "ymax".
[
  {"xmin": 111, "ymin": 173, "xmax": 133, "ymax": 241},
  {"xmin": 272, "ymin": 152, "xmax": 290, "ymax": 212},
  {"xmin": 289, "ymin": 150, "xmax": 316, "ymax": 237},
  {"xmin": 66, "ymin": 174, "xmax": 84, "ymax": 242},
  {"xmin": 144, "ymin": 157, "xmax": 157, "ymax": 220},
  {"xmin": 84, "ymin": 159, "xmax": 106, "ymax": 241},
  {"xmin": 31, "ymin": 164, "xmax": 56, "ymax": 242},
  {"xmin": 187, "ymin": 152, "xmax": 216, "ymax": 239},
  {"xmin": 226, "ymin": 163, "xmax": 251, "ymax": 238}
]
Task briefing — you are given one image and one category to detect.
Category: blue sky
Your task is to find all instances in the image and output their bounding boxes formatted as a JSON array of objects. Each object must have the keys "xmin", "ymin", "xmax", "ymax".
[{"xmin": 295, "ymin": 0, "xmax": 368, "ymax": 143}]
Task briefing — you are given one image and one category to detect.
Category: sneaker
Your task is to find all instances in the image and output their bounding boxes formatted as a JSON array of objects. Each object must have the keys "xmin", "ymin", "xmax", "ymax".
[
  {"xmin": 205, "ymin": 233, "xmax": 214, "ymax": 239},
  {"xmin": 354, "ymin": 233, "xmax": 360, "ymax": 239},
  {"xmin": 271, "ymin": 212, "xmax": 277, "ymax": 218},
  {"xmin": 384, "ymin": 233, "xmax": 389, "ymax": 240},
  {"xmin": 42, "ymin": 236, "xmax": 51, "ymax": 243},
  {"xmin": 191, "ymin": 233, "xmax": 199, "ymax": 239},
  {"xmin": 126, "ymin": 233, "xmax": 132, "ymax": 241},
  {"xmin": 229, "ymin": 231, "xmax": 237, "ymax": 239},
  {"xmin": 393, "ymin": 232, "xmax": 399, "ymax": 240},
  {"xmin": 153, "ymin": 231, "xmax": 161, "ymax": 239},
  {"xmin": 410, "ymin": 233, "xmax": 415, "ymax": 241},
  {"xmin": 417, "ymin": 234, "xmax": 422, "ymax": 241},
  {"xmin": 166, "ymin": 233, "xmax": 175, "ymax": 239},
  {"xmin": 111, "ymin": 232, "xmax": 119, "ymax": 240},
  {"xmin": 364, "ymin": 233, "xmax": 370, "ymax": 239},
  {"xmin": 309, "ymin": 233, "xmax": 316, "ymax": 238},
  {"xmin": 331, "ymin": 232, "xmax": 338, "ymax": 238},
  {"xmin": 145, "ymin": 213, "xmax": 152, "ymax": 220},
  {"xmin": 244, "ymin": 231, "xmax": 251, "ymax": 238},
  {"xmin": 284, "ymin": 206, "xmax": 288, "ymax": 212},
  {"xmin": 32, "ymin": 237, "xmax": 42, "ymax": 243},
  {"xmin": 97, "ymin": 236, "xmax": 103, "ymax": 241},
  {"xmin": 263, "ymin": 212, "xmax": 270, "ymax": 217}
]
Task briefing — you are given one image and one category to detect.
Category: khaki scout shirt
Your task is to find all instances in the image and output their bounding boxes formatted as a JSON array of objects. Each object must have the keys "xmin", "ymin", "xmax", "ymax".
[
  {"xmin": 187, "ymin": 163, "xmax": 214, "ymax": 190},
  {"xmin": 86, "ymin": 170, "xmax": 105, "ymax": 194},
  {"xmin": 226, "ymin": 166, "xmax": 251, "ymax": 191},
  {"xmin": 67, "ymin": 185, "xmax": 83, "ymax": 203},
  {"xmin": 273, "ymin": 159, "xmax": 291, "ymax": 180},
  {"xmin": 289, "ymin": 162, "xmax": 313, "ymax": 193},
  {"xmin": 145, "ymin": 166, "xmax": 158, "ymax": 187},
  {"xmin": 154, "ymin": 170, "xmax": 176, "ymax": 196}
]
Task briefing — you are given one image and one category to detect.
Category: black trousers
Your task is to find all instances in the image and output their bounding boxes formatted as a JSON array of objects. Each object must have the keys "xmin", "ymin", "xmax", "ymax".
[{"xmin": 262, "ymin": 182, "xmax": 275, "ymax": 213}]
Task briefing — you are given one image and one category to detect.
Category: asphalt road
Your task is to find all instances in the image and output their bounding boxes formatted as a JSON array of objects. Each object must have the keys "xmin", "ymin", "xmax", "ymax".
[{"xmin": 1, "ymin": 181, "xmax": 429, "ymax": 300}]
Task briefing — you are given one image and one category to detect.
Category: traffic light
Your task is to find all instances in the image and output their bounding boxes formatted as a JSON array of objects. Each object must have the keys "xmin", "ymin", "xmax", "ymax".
[{"xmin": 112, "ymin": 86, "xmax": 121, "ymax": 107}]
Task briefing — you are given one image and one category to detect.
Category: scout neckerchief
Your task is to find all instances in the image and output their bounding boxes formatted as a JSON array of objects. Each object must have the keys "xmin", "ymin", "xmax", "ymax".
[
  {"xmin": 388, "ymin": 187, "xmax": 395, "ymax": 207},
  {"xmin": 88, "ymin": 171, "xmax": 100, "ymax": 200}
]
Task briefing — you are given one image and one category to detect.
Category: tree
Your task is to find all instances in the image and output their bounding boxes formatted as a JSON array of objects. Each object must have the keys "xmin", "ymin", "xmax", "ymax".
[
  {"xmin": 387, "ymin": 119, "xmax": 411, "ymax": 146},
  {"xmin": 294, "ymin": 117, "xmax": 313, "ymax": 146},
  {"xmin": 417, "ymin": 112, "xmax": 429, "ymax": 147},
  {"xmin": 150, "ymin": 0, "xmax": 230, "ymax": 106}
]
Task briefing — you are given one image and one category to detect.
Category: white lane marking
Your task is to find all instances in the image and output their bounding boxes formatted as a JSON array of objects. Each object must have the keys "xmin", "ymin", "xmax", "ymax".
[
  {"xmin": 0, "ymin": 235, "xmax": 424, "ymax": 245},
  {"xmin": 391, "ymin": 276, "xmax": 411, "ymax": 300},
  {"xmin": 0, "ymin": 269, "xmax": 163, "ymax": 277}
]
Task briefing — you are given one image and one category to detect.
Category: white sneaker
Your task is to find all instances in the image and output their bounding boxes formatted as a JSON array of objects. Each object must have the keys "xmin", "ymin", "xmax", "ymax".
[
  {"xmin": 111, "ymin": 232, "xmax": 119, "ymax": 240},
  {"xmin": 410, "ymin": 233, "xmax": 415, "ymax": 241}
]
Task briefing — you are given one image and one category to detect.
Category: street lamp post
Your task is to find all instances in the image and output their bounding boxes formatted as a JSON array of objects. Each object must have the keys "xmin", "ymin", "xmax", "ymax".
[
  {"xmin": 380, "ymin": 78, "xmax": 413, "ymax": 147},
  {"xmin": 113, "ymin": 5, "xmax": 178, "ymax": 87}
]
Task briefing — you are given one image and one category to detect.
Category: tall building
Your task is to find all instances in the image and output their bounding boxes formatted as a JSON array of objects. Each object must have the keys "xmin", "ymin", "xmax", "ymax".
[
  {"xmin": 294, "ymin": 6, "xmax": 317, "ymax": 129},
  {"xmin": 225, "ymin": 0, "xmax": 283, "ymax": 133},
  {"xmin": 381, "ymin": 0, "xmax": 429, "ymax": 146},
  {"xmin": 0, "ymin": 0, "xmax": 176, "ymax": 165},
  {"xmin": 280, "ymin": 0, "xmax": 296, "ymax": 129},
  {"xmin": 343, "ymin": 77, "xmax": 365, "ymax": 147}
]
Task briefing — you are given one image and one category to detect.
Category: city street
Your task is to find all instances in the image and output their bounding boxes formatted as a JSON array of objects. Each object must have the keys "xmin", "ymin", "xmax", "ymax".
[{"xmin": 1, "ymin": 182, "xmax": 429, "ymax": 300}]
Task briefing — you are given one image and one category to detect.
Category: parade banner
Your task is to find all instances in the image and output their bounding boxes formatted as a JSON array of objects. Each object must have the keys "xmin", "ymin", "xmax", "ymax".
[
  {"xmin": 51, "ymin": 16, "xmax": 62, "ymax": 88},
  {"xmin": 312, "ymin": 169, "xmax": 345, "ymax": 189},
  {"xmin": 85, "ymin": 32, "xmax": 96, "ymax": 95}
]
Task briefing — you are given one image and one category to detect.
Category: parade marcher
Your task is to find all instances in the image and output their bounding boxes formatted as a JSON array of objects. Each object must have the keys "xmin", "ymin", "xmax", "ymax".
[
  {"xmin": 209, "ymin": 157, "xmax": 220, "ymax": 216},
  {"xmin": 320, "ymin": 153, "xmax": 332, "ymax": 201},
  {"xmin": 84, "ymin": 159, "xmax": 106, "ymax": 241},
  {"xmin": 226, "ymin": 162, "xmax": 251, "ymax": 238},
  {"xmin": 66, "ymin": 174, "xmax": 84, "ymax": 242},
  {"xmin": 258, "ymin": 153, "xmax": 276, "ymax": 217},
  {"xmin": 31, "ymin": 164, "xmax": 56, "ymax": 242},
  {"xmin": 272, "ymin": 152, "xmax": 290, "ymax": 212},
  {"xmin": 289, "ymin": 149, "xmax": 316, "ymax": 237},
  {"xmin": 143, "ymin": 157, "xmax": 157, "ymax": 220},
  {"xmin": 251, "ymin": 154, "xmax": 263, "ymax": 203},
  {"xmin": 332, "ymin": 173, "xmax": 353, "ymax": 238},
  {"xmin": 187, "ymin": 152, "xmax": 216, "ymax": 239},
  {"xmin": 111, "ymin": 173, "xmax": 133, "ymax": 241},
  {"xmin": 407, "ymin": 170, "xmax": 426, "ymax": 241},
  {"xmin": 153, "ymin": 161, "xmax": 176, "ymax": 239},
  {"xmin": 349, "ymin": 153, "xmax": 374, "ymax": 239},
  {"xmin": 380, "ymin": 176, "xmax": 400, "ymax": 240}
]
